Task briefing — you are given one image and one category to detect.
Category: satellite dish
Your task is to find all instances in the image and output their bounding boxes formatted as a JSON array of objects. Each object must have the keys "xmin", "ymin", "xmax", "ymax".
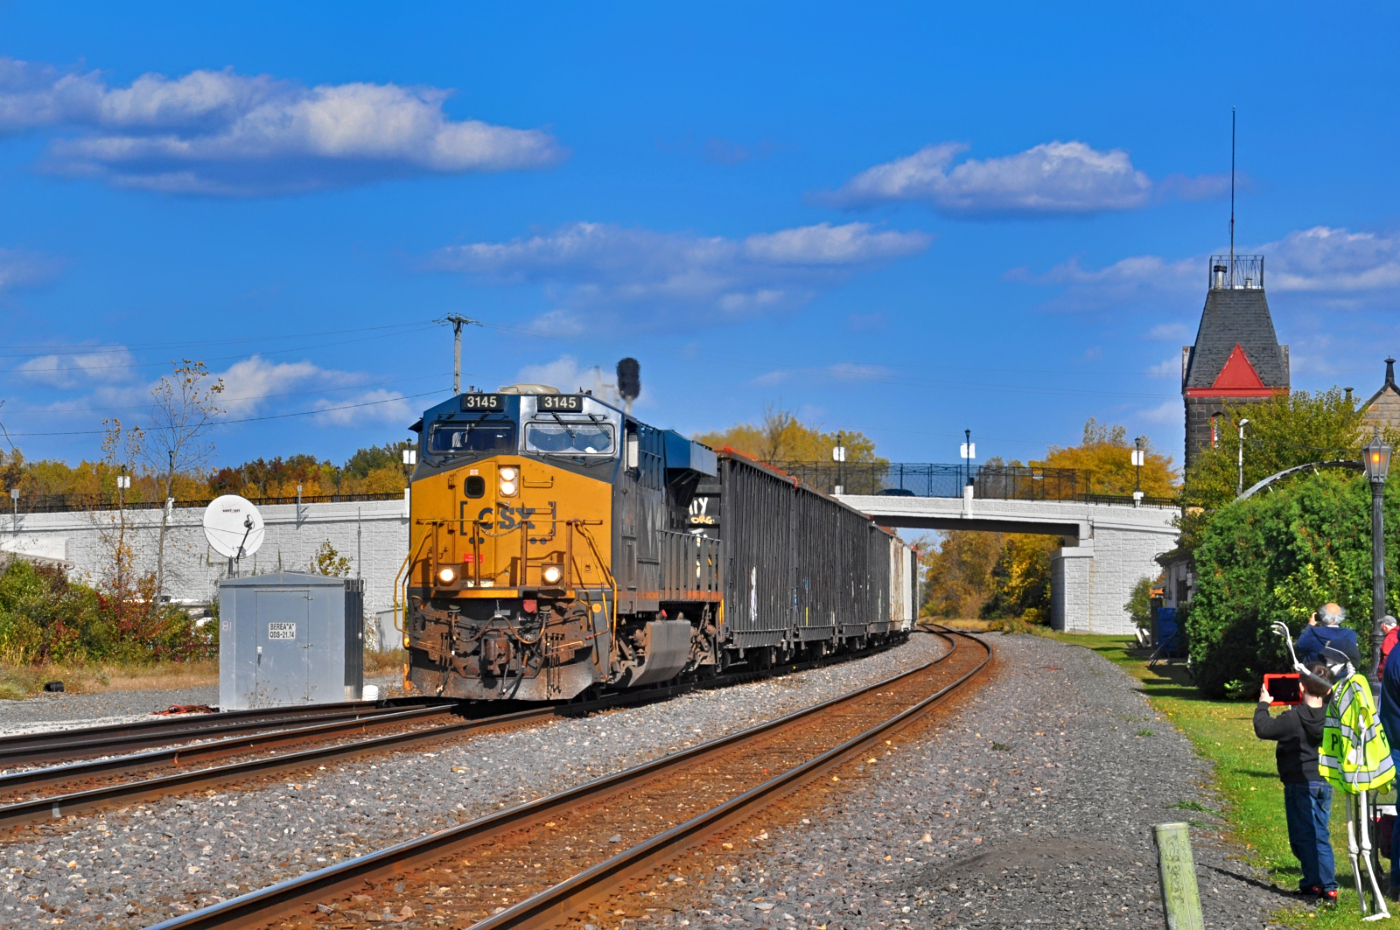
[{"xmin": 203, "ymin": 495, "xmax": 265, "ymax": 560}]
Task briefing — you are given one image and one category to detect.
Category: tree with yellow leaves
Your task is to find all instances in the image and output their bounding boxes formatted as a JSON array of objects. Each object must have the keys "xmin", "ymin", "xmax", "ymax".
[
  {"xmin": 1039, "ymin": 418, "xmax": 1178, "ymax": 497},
  {"xmin": 695, "ymin": 405, "xmax": 882, "ymax": 464}
]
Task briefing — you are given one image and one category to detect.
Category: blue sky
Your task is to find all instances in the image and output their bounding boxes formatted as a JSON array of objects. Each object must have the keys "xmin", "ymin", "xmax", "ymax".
[{"xmin": 3, "ymin": 2, "xmax": 1400, "ymax": 474}]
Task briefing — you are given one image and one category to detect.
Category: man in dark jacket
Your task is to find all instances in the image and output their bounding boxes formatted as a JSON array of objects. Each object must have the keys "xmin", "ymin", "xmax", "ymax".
[
  {"xmin": 1296, "ymin": 603, "xmax": 1361, "ymax": 674},
  {"xmin": 1257, "ymin": 663, "xmax": 1336, "ymax": 902}
]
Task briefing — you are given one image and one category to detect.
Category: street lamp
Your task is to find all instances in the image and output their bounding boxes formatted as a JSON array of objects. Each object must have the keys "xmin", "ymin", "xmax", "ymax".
[
  {"xmin": 1131, "ymin": 439, "xmax": 1145, "ymax": 504},
  {"xmin": 832, "ymin": 432, "xmax": 847, "ymax": 496},
  {"xmin": 1237, "ymin": 419, "xmax": 1251, "ymax": 497},
  {"xmin": 961, "ymin": 429, "xmax": 976, "ymax": 488},
  {"xmin": 1364, "ymin": 428, "xmax": 1393, "ymax": 687}
]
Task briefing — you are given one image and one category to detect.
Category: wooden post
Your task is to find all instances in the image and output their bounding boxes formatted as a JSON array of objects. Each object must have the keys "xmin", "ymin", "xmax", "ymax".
[{"xmin": 1152, "ymin": 822, "xmax": 1204, "ymax": 930}]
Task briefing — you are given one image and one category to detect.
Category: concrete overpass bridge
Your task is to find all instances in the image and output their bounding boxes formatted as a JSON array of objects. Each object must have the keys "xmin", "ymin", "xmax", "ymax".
[{"xmin": 784, "ymin": 463, "xmax": 1180, "ymax": 635}]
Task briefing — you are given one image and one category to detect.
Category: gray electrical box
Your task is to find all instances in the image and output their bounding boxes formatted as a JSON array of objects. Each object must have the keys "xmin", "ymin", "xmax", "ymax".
[{"xmin": 218, "ymin": 572, "xmax": 366, "ymax": 710}]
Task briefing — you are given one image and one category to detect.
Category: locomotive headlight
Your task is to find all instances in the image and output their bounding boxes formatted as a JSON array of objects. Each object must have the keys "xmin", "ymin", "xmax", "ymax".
[
  {"xmin": 498, "ymin": 466, "xmax": 519, "ymax": 497},
  {"xmin": 437, "ymin": 567, "xmax": 456, "ymax": 584},
  {"xmin": 542, "ymin": 564, "xmax": 563, "ymax": 585}
]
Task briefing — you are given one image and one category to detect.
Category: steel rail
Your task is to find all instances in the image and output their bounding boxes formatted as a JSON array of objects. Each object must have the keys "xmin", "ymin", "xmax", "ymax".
[
  {"xmin": 0, "ymin": 705, "xmax": 457, "ymax": 799},
  {"xmin": 140, "ymin": 629, "xmax": 982, "ymax": 930},
  {"xmin": 475, "ymin": 628, "xmax": 990, "ymax": 929},
  {"xmin": 0, "ymin": 705, "xmax": 554, "ymax": 831},
  {"xmin": 0, "ymin": 700, "xmax": 440, "ymax": 767},
  {"xmin": 2, "ymin": 636, "xmax": 912, "ymax": 831}
]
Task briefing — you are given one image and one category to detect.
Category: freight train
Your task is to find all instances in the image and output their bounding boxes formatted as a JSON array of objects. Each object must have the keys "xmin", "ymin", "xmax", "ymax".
[{"xmin": 400, "ymin": 383, "xmax": 915, "ymax": 701}]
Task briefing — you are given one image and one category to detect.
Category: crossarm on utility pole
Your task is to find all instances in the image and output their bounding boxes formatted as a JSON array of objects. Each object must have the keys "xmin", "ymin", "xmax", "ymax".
[{"xmin": 439, "ymin": 315, "xmax": 482, "ymax": 396}]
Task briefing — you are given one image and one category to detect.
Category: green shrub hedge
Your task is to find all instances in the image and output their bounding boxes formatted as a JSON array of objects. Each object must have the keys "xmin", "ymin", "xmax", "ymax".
[
  {"xmin": 0, "ymin": 558, "xmax": 200, "ymax": 665},
  {"xmin": 1187, "ymin": 469, "xmax": 1400, "ymax": 697}
]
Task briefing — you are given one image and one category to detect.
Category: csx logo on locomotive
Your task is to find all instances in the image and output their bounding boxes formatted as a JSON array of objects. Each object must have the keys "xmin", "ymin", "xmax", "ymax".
[{"xmin": 401, "ymin": 384, "xmax": 915, "ymax": 702}]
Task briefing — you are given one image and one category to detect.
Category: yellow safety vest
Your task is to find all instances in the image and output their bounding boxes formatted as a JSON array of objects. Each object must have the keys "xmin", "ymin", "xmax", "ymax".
[{"xmin": 1321, "ymin": 673, "xmax": 1396, "ymax": 793}]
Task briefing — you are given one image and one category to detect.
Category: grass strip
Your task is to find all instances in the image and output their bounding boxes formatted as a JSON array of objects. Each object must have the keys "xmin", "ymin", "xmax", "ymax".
[{"xmin": 1042, "ymin": 630, "xmax": 1399, "ymax": 928}]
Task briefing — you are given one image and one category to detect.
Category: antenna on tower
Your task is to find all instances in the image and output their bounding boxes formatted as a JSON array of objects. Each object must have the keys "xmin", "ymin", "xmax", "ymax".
[{"xmin": 1229, "ymin": 106, "xmax": 1236, "ymax": 277}]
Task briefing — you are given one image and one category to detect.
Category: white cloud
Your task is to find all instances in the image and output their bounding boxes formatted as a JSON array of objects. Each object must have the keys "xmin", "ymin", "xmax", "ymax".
[
  {"xmin": 1026, "ymin": 226, "xmax": 1400, "ymax": 309},
  {"xmin": 215, "ymin": 356, "xmax": 323, "ymax": 415},
  {"xmin": 513, "ymin": 355, "xmax": 619, "ymax": 399},
  {"xmin": 429, "ymin": 221, "xmax": 930, "ymax": 325},
  {"xmin": 1261, "ymin": 227, "xmax": 1400, "ymax": 292},
  {"xmin": 0, "ymin": 56, "xmax": 563, "ymax": 195},
  {"xmin": 16, "ymin": 346, "xmax": 137, "ymax": 388},
  {"xmin": 1145, "ymin": 356, "xmax": 1181, "ymax": 378},
  {"xmin": 822, "ymin": 141, "xmax": 1155, "ymax": 216},
  {"xmin": 1139, "ymin": 400, "xmax": 1181, "ymax": 424},
  {"xmin": 0, "ymin": 247, "xmax": 62, "ymax": 292},
  {"xmin": 1148, "ymin": 322, "xmax": 1192, "ymax": 342},
  {"xmin": 750, "ymin": 362, "xmax": 890, "ymax": 388},
  {"xmin": 313, "ymin": 389, "xmax": 414, "ymax": 427}
]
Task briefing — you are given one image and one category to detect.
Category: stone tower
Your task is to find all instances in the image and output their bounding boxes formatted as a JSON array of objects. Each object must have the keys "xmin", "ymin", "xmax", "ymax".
[{"xmin": 1181, "ymin": 255, "xmax": 1289, "ymax": 471}]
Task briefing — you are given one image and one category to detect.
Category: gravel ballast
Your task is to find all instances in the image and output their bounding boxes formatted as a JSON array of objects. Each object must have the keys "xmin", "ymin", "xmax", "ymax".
[
  {"xmin": 0, "ymin": 635, "xmax": 944, "ymax": 928},
  {"xmin": 0, "ymin": 674, "xmax": 408, "ymax": 739},
  {"xmin": 669, "ymin": 633, "xmax": 1293, "ymax": 929}
]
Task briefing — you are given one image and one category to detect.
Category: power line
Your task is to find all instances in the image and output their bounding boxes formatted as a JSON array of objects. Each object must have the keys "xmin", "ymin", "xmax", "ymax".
[
  {"xmin": 6, "ymin": 389, "xmax": 451, "ymax": 437},
  {"xmin": 0, "ymin": 371, "xmax": 455, "ymax": 417},
  {"xmin": 0, "ymin": 324, "xmax": 440, "ymax": 376}
]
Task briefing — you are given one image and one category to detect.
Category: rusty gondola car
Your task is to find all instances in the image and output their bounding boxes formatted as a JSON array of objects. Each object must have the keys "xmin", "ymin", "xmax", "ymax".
[{"xmin": 401, "ymin": 386, "xmax": 915, "ymax": 700}]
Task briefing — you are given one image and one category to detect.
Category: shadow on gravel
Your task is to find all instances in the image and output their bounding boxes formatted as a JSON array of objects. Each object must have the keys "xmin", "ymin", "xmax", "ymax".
[
  {"xmin": 1202, "ymin": 863, "xmax": 1298, "ymax": 899},
  {"xmin": 909, "ymin": 835, "xmax": 1133, "ymax": 887}
]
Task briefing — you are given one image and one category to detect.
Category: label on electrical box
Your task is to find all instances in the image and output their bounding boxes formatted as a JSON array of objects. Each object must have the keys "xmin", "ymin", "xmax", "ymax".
[{"xmin": 267, "ymin": 622, "xmax": 297, "ymax": 641}]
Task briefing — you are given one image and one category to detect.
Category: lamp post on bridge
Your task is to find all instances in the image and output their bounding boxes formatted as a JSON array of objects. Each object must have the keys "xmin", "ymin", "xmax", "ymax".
[
  {"xmin": 961, "ymin": 429, "xmax": 975, "ymax": 489},
  {"xmin": 1131, "ymin": 439, "xmax": 1145, "ymax": 505},
  {"xmin": 1364, "ymin": 429, "xmax": 1392, "ymax": 688},
  {"xmin": 833, "ymin": 433, "xmax": 847, "ymax": 495}
]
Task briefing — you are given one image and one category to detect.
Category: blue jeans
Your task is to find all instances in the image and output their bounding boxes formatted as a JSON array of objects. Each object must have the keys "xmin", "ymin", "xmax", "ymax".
[
  {"xmin": 1392, "ymin": 751, "xmax": 1400, "ymax": 887},
  {"xmin": 1284, "ymin": 781, "xmax": 1336, "ymax": 892}
]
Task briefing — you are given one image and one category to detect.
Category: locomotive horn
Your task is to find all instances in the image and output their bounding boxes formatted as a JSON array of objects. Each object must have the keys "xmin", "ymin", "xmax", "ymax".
[{"xmin": 617, "ymin": 358, "xmax": 641, "ymax": 415}]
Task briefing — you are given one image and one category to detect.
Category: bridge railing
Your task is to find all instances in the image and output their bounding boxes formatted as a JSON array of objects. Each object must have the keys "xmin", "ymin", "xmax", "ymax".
[
  {"xmin": 13, "ymin": 491, "xmax": 405, "ymax": 515},
  {"xmin": 775, "ymin": 462, "xmax": 1179, "ymax": 507}
]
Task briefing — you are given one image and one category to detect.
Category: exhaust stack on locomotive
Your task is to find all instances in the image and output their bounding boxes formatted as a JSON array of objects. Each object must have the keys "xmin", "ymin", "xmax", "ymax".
[{"xmin": 401, "ymin": 373, "xmax": 915, "ymax": 701}]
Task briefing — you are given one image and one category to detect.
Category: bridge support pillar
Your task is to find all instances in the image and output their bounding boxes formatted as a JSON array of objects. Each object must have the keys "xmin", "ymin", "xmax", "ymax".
[{"xmin": 1051, "ymin": 545, "xmax": 1095, "ymax": 632}]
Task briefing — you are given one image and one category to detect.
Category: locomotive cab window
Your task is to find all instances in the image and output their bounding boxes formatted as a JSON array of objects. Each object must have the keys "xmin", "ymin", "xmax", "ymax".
[
  {"xmin": 525, "ymin": 421, "xmax": 615, "ymax": 456},
  {"xmin": 428, "ymin": 419, "xmax": 517, "ymax": 455}
]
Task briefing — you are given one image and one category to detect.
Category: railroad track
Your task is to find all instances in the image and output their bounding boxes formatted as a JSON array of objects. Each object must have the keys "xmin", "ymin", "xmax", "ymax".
[
  {"xmin": 0, "ymin": 635, "xmax": 914, "ymax": 835},
  {"xmin": 0, "ymin": 699, "xmax": 445, "ymax": 769},
  {"xmin": 143, "ymin": 626, "xmax": 990, "ymax": 930}
]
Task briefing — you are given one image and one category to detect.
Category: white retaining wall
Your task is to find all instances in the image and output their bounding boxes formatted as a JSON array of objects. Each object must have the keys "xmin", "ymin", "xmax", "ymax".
[{"xmin": 2, "ymin": 500, "xmax": 409, "ymax": 637}]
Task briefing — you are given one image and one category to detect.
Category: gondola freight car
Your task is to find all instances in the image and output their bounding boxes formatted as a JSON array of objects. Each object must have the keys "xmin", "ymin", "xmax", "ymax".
[{"xmin": 401, "ymin": 384, "xmax": 914, "ymax": 700}]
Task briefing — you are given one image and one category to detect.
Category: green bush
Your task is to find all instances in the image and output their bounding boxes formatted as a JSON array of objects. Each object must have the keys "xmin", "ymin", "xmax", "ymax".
[
  {"xmin": 0, "ymin": 558, "xmax": 199, "ymax": 665},
  {"xmin": 1187, "ymin": 469, "xmax": 1400, "ymax": 697},
  {"xmin": 1125, "ymin": 576, "xmax": 1155, "ymax": 632}
]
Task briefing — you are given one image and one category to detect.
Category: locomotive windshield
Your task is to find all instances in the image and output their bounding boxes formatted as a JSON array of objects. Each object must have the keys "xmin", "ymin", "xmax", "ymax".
[
  {"xmin": 525, "ymin": 421, "xmax": 614, "ymax": 456},
  {"xmin": 429, "ymin": 419, "xmax": 517, "ymax": 454}
]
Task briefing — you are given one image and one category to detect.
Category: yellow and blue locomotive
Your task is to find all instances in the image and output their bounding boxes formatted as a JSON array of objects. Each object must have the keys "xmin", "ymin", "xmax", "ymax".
[{"xmin": 401, "ymin": 384, "xmax": 914, "ymax": 701}]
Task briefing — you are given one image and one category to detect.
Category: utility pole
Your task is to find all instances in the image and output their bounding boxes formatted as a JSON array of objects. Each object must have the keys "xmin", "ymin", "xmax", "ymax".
[{"xmin": 439, "ymin": 315, "xmax": 481, "ymax": 395}]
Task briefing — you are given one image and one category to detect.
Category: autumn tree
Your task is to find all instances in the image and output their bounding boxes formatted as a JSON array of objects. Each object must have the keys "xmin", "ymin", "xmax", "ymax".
[
  {"xmin": 920, "ymin": 531, "xmax": 1003, "ymax": 619},
  {"xmin": 694, "ymin": 405, "xmax": 882, "ymax": 464},
  {"xmin": 1039, "ymin": 418, "xmax": 1178, "ymax": 497},
  {"xmin": 140, "ymin": 361, "xmax": 224, "ymax": 597}
]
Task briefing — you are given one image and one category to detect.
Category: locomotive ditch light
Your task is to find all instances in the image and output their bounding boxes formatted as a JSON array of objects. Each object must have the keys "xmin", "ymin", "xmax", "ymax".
[
  {"xmin": 438, "ymin": 567, "xmax": 457, "ymax": 584},
  {"xmin": 542, "ymin": 564, "xmax": 564, "ymax": 585}
]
